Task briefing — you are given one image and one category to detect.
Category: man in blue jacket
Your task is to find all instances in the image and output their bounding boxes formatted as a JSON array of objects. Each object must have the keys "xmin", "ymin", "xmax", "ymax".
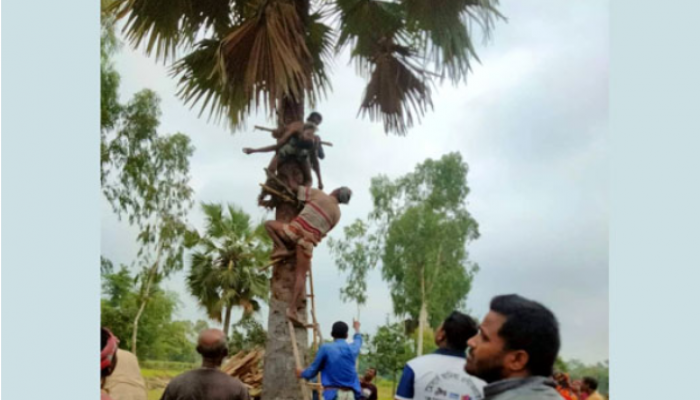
[{"xmin": 297, "ymin": 320, "xmax": 362, "ymax": 400}]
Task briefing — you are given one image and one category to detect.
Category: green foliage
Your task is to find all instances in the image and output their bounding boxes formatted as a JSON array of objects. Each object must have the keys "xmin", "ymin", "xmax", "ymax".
[
  {"xmin": 366, "ymin": 321, "xmax": 415, "ymax": 381},
  {"xmin": 186, "ymin": 203, "xmax": 271, "ymax": 334},
  {"xmin": 101, "ymin": 266, "xmax": 198, "ymax": 362},
  {"xmin": 107, "ymin": 0, "xmax": 504, "ymax": 135},
  {"xmin": 228, "ymin": 317, "xmax": 267, "ymax": 354},
  {"xmin": 331, "ymin": 153, "xmax": 479, "ymax": 328},
  {"xmin": 410, "ymin": 327, "xmax": 438, "ymax": 355},
  {"xmin": 327, "ymin": 220, "xmax": 380, "ymax": 306}
]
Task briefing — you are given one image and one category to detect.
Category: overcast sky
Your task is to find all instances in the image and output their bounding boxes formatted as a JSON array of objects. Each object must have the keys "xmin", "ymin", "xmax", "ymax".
[{"xmin": 102, "ymin": 0, "xmax": 609, "ymax": 364}]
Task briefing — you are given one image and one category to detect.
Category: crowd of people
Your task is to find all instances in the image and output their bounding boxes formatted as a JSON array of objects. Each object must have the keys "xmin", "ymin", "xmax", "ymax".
[{"xmin": 100, "ymin": 294, "xmax": 606, "ymax": 400}]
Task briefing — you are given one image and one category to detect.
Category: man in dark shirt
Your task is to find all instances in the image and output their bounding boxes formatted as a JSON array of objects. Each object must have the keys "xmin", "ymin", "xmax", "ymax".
[
  {"xmin": 161, "ymin": 329, "xmax": 249, "ymax": 400},
  {"xmin": 360, "ymin": 367, "xmax": 378, "ymax": 400}
]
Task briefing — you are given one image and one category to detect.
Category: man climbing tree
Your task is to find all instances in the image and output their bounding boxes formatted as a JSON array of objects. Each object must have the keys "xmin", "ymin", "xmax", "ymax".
[
  {"xmin": 243, "ymin": 112, "xmax": 325, "ymax": 189},
  {"xmin": 264, "ymin": 182, "xmax": 353, "ymax": 326}
]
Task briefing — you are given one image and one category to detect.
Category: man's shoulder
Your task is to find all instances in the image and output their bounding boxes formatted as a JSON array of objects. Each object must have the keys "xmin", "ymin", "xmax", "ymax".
[{"xmin": 489, "ymin": 381, "xmax": 561, "ymax": 400}]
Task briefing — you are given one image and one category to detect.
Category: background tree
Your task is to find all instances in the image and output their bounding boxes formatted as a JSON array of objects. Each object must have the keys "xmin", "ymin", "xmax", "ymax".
[
  {"xmin": 366, "ymin": 321, "xmax": 415, "ymax": 396},
  {"xmin": 331, "ymin": 153, "xmax": 479, "ymax": 355},
  {"xmin": 100, "ymin": 13, "xmax": 196, "ymax": 354},
  {"xmin": 101, "ymin": 265, "xmax": 198, "ymax": 362},
  {"xmin": 106, "ymin": 0, "xmax": 503, "ymax": 397},
  {"xmin": 229, "ymin": 317, "xmax": 268, "ymax": 354},
  {"xmin": 186, "ymin": 203, "xmax": 271, "ymax": 337}
]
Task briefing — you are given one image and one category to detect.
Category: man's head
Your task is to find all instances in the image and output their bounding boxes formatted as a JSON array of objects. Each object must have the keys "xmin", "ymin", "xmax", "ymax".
[
  {"xmin": 307, "ymin": 112, "xmax": 323, "ymax": 125},
  {"xmin": 331, "ymin": 321, "xmax": 349, "ymax": 340},
  {"xmin": 363, "ymin": 367, "xmax": 377, "ymax": 382},
  {"xmin": 331, "ymin": 187, "xmax": 352, "ymax": 204},
  {"xmin": 435, "ymin": 311, "xmax": 478, "ymax": 352},
  {"xmin": 196, "ymin": 329, "xmax": 228, "ymax": 366},
  {"xmin": 465, "ymin": 294, "xmax": 560, "ymax": 384},
  {"xmin": 554, "ymin": 372, "xmax": 571, "ymax": 388},
  {"xmin": 581, "ymin": 376, "xmax": 599, "ymax": 394},
  {"xmin": 101, "ymin": 328, "xmax": 119, "ymax": 381}
]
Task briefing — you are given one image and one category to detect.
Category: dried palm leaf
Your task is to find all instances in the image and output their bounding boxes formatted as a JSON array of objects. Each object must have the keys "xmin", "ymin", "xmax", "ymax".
[
  {"xmin": 359, "ymin": 44, "xmax": 433, "ymax": 135},
  {"xmin": 216, "ymin": 0, "xmax": 318, "ymax": 116}
]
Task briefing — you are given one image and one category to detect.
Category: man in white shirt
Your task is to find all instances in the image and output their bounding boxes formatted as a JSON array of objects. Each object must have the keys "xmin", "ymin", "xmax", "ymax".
[{"xmin": 395, "ymin": 311, "xmax": 485, "ymax": 400}]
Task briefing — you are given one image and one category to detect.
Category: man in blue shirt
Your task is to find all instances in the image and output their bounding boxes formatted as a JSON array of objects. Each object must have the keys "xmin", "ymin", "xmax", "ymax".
[
  {"xmin": 395, "ymin": 311, "xmax": 485, "ymax": 400},
  {"xmin": 297, "ymin": 320, "xmax": 363, "ymax": 400}
]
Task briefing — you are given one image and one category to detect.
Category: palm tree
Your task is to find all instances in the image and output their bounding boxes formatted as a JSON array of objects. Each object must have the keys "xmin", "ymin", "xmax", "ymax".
[
  {"xmin": 107, "ymin": 1, "xmax": 504, "ymax": 397},
  {"xmin": 186, "ymin": 203, "xmax": 270, "ymax": 337}
]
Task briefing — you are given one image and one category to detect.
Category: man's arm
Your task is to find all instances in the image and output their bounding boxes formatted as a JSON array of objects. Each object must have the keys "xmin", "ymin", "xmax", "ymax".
[
  {"xmin": 349, "ymin": 320, "xmax": 362, "ymax": 357},
  {"xmin": 394, "ymin": 365, "xmax": 415, "ymax": 400},
  {"xmin": 277, "ymin": 121, "xmax": 304, "ymax": 144},
  {"xmin": 299, "ymin": 346, "xmax": 326, "ymax": 380},
  {"xmin": 242, "ymin": 143, "xmax": 279, "ymax": 154}
]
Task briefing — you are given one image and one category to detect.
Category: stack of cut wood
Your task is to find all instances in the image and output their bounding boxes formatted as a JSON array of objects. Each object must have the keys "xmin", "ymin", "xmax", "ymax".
[{"xmin": 222, "ymin": 348, "xmax": 265, "ymax": 398}]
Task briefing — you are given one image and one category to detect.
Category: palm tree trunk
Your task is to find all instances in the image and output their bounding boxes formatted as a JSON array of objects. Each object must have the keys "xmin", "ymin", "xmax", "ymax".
[{"xmin": 261, "ymin": 3, "xmax": 310, "ymax": 394}]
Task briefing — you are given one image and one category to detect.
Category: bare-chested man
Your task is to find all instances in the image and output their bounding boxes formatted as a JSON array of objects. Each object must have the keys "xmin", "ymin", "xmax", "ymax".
[
  {"xmin": 264, "ymin": 183, "xmax": 352, "ymax": 326},
  {"xmin": 243, "ymin": 112, "xmax": 325, "ymax": 189}
]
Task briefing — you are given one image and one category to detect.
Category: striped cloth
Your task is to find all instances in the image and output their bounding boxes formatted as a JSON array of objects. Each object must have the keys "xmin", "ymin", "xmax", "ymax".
[{"xmin": 291, "ymin": 186, "xmax": 341, "ymax": 243}]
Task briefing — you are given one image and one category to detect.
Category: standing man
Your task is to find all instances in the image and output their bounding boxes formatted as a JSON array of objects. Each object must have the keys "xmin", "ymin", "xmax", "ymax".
[
  {"xmin": 160, "ymin": 329, "xmax": 250, "ymax": 400},
  {"xmin": 264, "ymin": 184, "xmax": 352, "ymax": 325},
  {"xmin": 360, "ymin": 368, "xmax": 378, "ymax": 400},
  {"xmin": 395, "ymin": 311, "xmax": 485, "ymax": 400},
  {"xmin": 581, "ymin": 377, "xmax": 605, "ymax": 400},
  {"xmin": 104, "ymin": 349, "xmax": 148, "ymax": 400},
  {"xmin": 465, "ymin": 294, "xmax": 562, "ymax": 400},
  {"xmin": 297, "ymin": 320, "xmax": 363, "ymax": 400}
]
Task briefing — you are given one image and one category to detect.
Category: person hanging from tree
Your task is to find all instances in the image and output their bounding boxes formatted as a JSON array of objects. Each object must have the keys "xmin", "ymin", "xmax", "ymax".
[
  {"xmin": 243, "ymin": 112, "xmax": 325, "ymax": 189},
  {"xmin": 264, "ymin": 180, "xmax": 352, "ymax": 326}
]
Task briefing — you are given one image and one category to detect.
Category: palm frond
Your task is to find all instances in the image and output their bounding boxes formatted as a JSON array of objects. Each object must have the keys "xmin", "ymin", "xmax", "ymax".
[
  {"xmin": 171, "ymin": 39, "xmax": 252, "ymax": 130},
  {"xmin": 108, "ymin": 0, "xmax": 238, "ymax": 61},
  {"xmin": 402, "ymin": 0, "xmax": 504, "ymax": 82},
  {"xmin": 306, "ymin": 12, "xmax": 336, "ymax": 104},
  {"xmin": 334, "ymin": 0, "xmax": 405, "ymax": 61},
  {"xmin": 216, "ymin": 0, "xmax": 317, "ymax": 118},
  {"xmin": 359, "ymin": 44, "xmax": 433, "ymax": 135}
]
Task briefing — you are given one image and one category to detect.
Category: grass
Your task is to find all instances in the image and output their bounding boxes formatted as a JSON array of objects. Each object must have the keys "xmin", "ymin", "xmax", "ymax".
[
  {"xmin": 376, "ymin": 378, "xmax": 396, "ymax": 400},
  {"xmin": 147, "ymin": 389, "xmax": 164, "ymax": 400}
]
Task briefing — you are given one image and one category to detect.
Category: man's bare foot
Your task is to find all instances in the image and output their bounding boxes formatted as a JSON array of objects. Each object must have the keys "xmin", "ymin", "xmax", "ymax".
[{"xmin": 287, "ymin": 309, "xmax": 305, "ymax": 327}]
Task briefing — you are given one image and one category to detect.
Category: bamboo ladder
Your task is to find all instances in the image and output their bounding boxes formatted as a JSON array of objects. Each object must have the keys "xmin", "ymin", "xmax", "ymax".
[{"xmin": 288, "ymin": 266, "xmax": 324, "ymax": 400}]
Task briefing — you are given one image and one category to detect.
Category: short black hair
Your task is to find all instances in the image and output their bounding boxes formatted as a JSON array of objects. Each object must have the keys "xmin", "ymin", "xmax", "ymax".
[
  {"xmin": 443, "ymin": 311, "xmax": 478, "ymax": 352},
  {"xmin": 583, "ymin": 376, "xmax": 599, "ymax": 391},
  {"xmin": 307, "ymin": 112, "xmax": 323, "ymax": 122},
  {"xmin": 331, "ymin": 321, "xmax": 349, "ymax": 339},
  {"xmin": 490, "ymin": 294, "xmax": 560, "ymax": 377}
]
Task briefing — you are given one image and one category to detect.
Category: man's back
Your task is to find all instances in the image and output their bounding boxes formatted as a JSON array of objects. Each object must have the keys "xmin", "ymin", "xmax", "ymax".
[
  {"xmin": 301, "ymin": 334, "xmax": 362, "ymax": 400},
  {"xmin": 396, "ymin": 349, "xmax": 485, "ymax": 400},
  {"xmin": 161, "ymin": 368, "xmax": 250, "ymax": 400},
  {"xmin": 103, "ymin": 349, "xmax": 147, "ymax": 400}
]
